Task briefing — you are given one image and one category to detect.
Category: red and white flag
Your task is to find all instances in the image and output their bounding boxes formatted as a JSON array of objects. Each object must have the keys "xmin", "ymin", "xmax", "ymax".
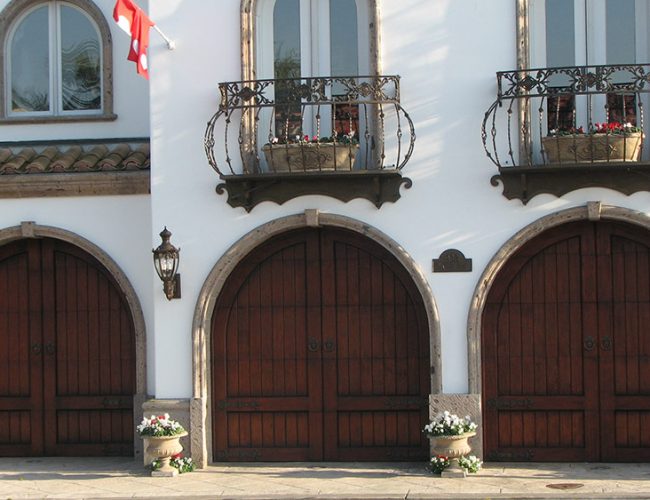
[{"xmin": 113, "ymin": 0, "xmax": 155, "ymax": 79}]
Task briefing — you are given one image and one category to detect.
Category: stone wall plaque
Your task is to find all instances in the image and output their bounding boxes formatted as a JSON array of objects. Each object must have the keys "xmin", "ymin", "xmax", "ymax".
[{"xmin": 433, "ymin": 249, "xmax": 472, "ymax": 273}]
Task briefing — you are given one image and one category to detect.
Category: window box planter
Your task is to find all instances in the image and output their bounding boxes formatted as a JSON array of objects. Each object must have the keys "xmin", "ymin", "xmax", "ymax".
[
  {"xmin": 262, "ymin": 143, "xmax": 359, "ymax": 172},
  {"xmin": 542, "ymin": 133, "xmax": 643, "ymax": 163}
]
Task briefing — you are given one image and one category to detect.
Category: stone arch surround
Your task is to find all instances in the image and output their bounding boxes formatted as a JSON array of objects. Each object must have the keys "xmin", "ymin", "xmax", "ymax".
[
  {"xmin": 0, "ymin": 221, "xmax": 147, "ymax": 458},
  {"xmin": 191, "ymin": 211, "xmax": 441, "ymax": 467},
  {"xmin": 468, "ymin": 203, "xmax": 650, "ymax": 394}
]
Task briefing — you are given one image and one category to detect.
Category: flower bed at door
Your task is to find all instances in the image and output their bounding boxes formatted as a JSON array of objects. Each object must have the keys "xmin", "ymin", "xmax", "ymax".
[{"xmin": 137, "ymin": 413, "xmax": 186, "ymax": 437}]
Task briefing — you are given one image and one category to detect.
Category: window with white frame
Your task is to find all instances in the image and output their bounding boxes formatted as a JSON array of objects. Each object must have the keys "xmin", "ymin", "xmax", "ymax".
[
  {"xmin": 1, "ymin": 0, "xmax": 114, "ymax": 121},
  {"xmin": 252, "ymin": 0, "xmax": 375, "ymax": 138},
  {"xmin": 528, "ymin": 0, "xmax": 650, "ymax": 131},
  {"xmin": 256, "ymin": 0, "xmax": 369, "ymax": 81}
]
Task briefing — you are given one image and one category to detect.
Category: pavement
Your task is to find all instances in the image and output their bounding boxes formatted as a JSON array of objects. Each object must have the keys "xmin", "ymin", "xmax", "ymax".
[{"xmin": 0, "ymin": 458, "xmax": 649, "ymax": 499}]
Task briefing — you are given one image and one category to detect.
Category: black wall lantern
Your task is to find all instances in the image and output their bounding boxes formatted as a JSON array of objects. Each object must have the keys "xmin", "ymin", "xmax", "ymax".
[{"xmin": 152, "ymin": 227, "xmax": 181, "ymax": 300}]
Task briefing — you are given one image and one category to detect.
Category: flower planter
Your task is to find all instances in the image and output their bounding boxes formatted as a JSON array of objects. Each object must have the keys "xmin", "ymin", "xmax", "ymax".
[
  {"xmin": 432, "ymin": 432, "xmax": 476, "ymax": 478},
  {"xmin": 145, "ymin": 431, "xmax": 187, "ymax": 477},
  {"xmin": 262, "ymin": 143, "xmax": 359, "ymax": 172},
  {"xmin": 542, "ymin": 133, "xmax": 643, "ymax": 164}
]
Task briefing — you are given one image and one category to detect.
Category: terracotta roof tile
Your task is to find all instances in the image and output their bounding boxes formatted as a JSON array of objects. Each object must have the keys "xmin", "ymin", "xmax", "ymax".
[
  {"xmin": 0, "ymin": 141, "xmax": 150, "ymax": 175},
  {"xmin": 50, "ymin": 146, "xmax": 82, "ymax": 172},
  {"xmin": 2, "ymin": 148, "xmax": 36, "ymax": 173},
  {"xmin": 123, "ymin": 144, "xmax": 150, "ymax": 170}
]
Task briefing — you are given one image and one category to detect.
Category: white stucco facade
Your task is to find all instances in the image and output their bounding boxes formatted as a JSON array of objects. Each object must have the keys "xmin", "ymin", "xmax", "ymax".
[
  {"xmin": 3, "ymin": 0, "xmax": 650, "ymax": 464},
  {"xmin": 145, "ymin": 0, "xmax": 650, "ymax": 398}
]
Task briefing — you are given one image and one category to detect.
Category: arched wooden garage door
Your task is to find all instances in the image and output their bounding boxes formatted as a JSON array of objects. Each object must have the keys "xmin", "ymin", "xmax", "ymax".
[
  {"xmin": 0, "ymin": 238, "xmax": 135, "ymax": 456},
  {"xmin": 483, "ymin": 220, "xmax": 650, "ymax": 462},
  {"xmin": 211, "ymin": 227, "xmax": 430, "ymax": 461}
]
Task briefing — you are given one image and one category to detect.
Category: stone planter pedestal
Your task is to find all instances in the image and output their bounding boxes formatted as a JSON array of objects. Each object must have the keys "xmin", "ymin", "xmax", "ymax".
[
  {"xmin": 432, "ymin": 432, "xmax": 476, "ymax": 478},
  {"xmin": 144, "ymin": 431, "xmax": 188, "ymax": 477}
]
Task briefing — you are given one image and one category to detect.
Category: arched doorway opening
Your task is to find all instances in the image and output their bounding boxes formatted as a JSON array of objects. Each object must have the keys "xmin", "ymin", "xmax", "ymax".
[
  {"xmin": 0, "ymin": 236, "xmax": 137, "ymax": 456},
  {"xmin": 211, "ymin": 226, "xmax": 431, "ymax": 461},
  {"xmin": 482, "ymin": 219, "xmax": 650, "ymax": 462}
]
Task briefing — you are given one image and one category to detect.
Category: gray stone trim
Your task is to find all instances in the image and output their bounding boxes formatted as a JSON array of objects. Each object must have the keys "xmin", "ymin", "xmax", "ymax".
[
  {"xmin": 240, "ymin": 0, "xmax": 381, "ymax": 81},
  {"xmin": 516, "ymin": 0, "xmax": 530, "ymax": 160},
  {"xmin": 429, "ymin": 394, "xmax": 482, "ymax": 459},
  {"xmin": 191, "ymin": 212, "xmax": 441, "ymax": 468},
  {"xmin": 0, "ymin": 0, "xmax": 114, "ymax": 120},
  {"xmin": 467, "ymin": 204, "xmax": 650, "ymax": 394},
  {"xmin": 0, "ymin": 222, "xmax": 147, "ymax": 457},
  {"xmin": 0, "ymin": 113, "xmax": 117, "ymax": 125},
  {"xmin": 0, "ymin": 171, "xmax": 150, "ymax": 198}
]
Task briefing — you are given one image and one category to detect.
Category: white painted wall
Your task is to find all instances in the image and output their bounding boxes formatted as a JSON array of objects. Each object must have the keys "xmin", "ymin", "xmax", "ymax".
[
  {"xmin": 6, "ymin": 0, "xmax": 650, "ymax": 401},
  {"xmin": 145, "ymin": 0, "xmax": 650, "ymax": 398},
  {"xmin": 0, "ymin": 195, "xmax": 155, "ymax": 392},
  {"xmin": 0, "ymin": 0, "xmax": 150, "ymax": 141},
  {"xmin": 0, "ymin": 1, "xmax": 155, "ymax": 391}
]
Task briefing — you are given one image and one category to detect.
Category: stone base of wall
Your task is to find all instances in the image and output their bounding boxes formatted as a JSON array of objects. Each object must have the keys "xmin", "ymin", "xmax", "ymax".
[
  {"xmin": 429, "ymin": 394, "xmax": 482, "ymax": 459},
  {"xmin": 141, "ymin": 399, "xmax": 191, "ymax": 466}
]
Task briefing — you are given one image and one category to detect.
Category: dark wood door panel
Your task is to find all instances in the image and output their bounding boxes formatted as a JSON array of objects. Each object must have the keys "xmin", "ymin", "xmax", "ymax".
[
  {"xmin": 0, "ymin": 238, "xmax": 135, "ymax": 457},
  {"xmin": 0, "ymin": 240, "xmax": 43, "ymax": 455},
  {"xmin": 320, "ymin": 228, "xmax": 429, "ymax": 460},
  {"xmin": 212, "ymin": 230, "xmax": 323, "ymax": 461},
  {"xmin": 484, "ymin": 221, "xmax": 650, "ymax": 463},
  {"xmin": 596, "ymin": 223, "xmax": 650, "ymax": 461},
  {"xmin": 212, "ymin": 228, "xmax": 431, "ymax": 462}
]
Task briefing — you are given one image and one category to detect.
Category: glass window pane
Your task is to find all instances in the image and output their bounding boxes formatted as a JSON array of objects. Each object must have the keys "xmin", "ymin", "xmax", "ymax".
[
  {"xmin": 606, "ymin": 0, "xmax": 635, "ymax": 64},
  {"xmin": 273, "ymin": 0, "xmax": 301, "ymax": 138},
  {"xmin": 330, "ymin": 0, "xmax": 358, "ymax": 77},
  {"xmin": 60, "ymin": 5, "xmax": 101, "ymax": 111},
  {"xmin": 546, "ymin": 0, "xmax": 575, "ymax": 67},
  {"xmin": 331, "ymin": 0, "xmax": 359, "ymax": 137},
  {"xmin": 273, "ymin": 0, "xmax": 301, "ymax": 79},
  {"xmin": 11, "ymin": 6, "xmax": 49, "ymax": 112}
]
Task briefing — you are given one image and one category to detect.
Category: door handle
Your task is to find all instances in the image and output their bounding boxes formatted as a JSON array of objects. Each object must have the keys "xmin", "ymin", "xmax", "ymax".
[
  {"xmin": 323, "ymin": 339, "xmax": 335, "ymax": 352},
  {"xmin": 601, "ymin": 336, "xmax": 612, "ymax": 351},
  {"xmin": 584, "ymin": 336, "xmax": 595, "ymax": 352},
  {"xmin": 32, "ymin": 343, "xmax": 42, "ymax": 355},
  {"xmin": 308, "ymin": 337, "xmax": 319, "ymax": 352},
  {"xmin": 44, "ymin": 343, "xmax": 56, "ymax": 355}
]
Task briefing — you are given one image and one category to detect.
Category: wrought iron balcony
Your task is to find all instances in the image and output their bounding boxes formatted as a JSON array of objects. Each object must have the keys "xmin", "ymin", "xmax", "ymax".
[
  {"xmin": 204, "ymin": 75, "xmax": 415, "ymax": 211},
  {"xmin": 483, "ymin": 64, "xmax": 650, "ymax": 203}
]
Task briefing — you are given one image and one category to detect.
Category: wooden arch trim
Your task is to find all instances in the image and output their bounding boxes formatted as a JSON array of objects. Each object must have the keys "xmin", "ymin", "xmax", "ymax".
[
  {"xmin": 0, "ymin": 0, "xmax": 115, "ymax": 121},
  {"xmin": 191, "ymin": 212, "xmax": 440, "ymax": 467},
  {"xmin": 240, "ymin": 0, "xmax": 382, "ymax": 81},
  {"xmin": 467, "ymin": 203, "xmax": 650, "ymax": 394}
]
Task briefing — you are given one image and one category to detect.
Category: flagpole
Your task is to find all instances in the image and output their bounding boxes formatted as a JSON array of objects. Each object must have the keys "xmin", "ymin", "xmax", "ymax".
[{"xmin": 153, "ymin": 25, "xmax": 175, "ymax": 50}]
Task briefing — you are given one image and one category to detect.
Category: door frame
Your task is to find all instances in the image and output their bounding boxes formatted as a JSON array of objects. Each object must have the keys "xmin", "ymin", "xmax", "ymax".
[
  {"xmin": 0, "ymin": 221, "xmax": 147, "ymax": 458},
  {"xmin": 191, "ymin": 212, "xmax": 441, "ymax": 467},
  {"xmin": 468, "ymin": 203, "xmax": 650, "ymax": 456}
]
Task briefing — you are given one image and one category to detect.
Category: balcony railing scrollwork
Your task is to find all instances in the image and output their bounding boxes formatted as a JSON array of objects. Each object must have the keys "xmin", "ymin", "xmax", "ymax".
[
  {"xmin": 483, "ymin": 63, "xmax": 650, "ymax": 203},
  {"xmin": 204, "ymin": 75, "xmax": 415, "ymax": 211}
]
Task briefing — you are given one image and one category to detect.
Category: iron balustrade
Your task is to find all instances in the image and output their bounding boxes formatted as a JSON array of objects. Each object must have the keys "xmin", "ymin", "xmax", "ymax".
[
  {"xmin": 204, "ymin": 75, "xmax": 415, "ymax": 176},
  {"xmin": 482, "ymin": 63, "xmax": 650, "ymax": 168}
]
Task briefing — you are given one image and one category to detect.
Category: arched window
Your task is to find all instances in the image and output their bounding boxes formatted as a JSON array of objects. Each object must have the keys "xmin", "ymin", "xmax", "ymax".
[
  {"xmin": 243, "ymin": 0, "xmax": 379, "ymax": 140},
  {"xmin": 527, "ymin": 0, "xmax": 650, "ymax": 130},
  {"xmin": 242, "ymin": 0, "xmax": 380, "ymax": 81},
  {"xmin": 0, "ymin": 0, "xmax": 114, "ymax": 122}
]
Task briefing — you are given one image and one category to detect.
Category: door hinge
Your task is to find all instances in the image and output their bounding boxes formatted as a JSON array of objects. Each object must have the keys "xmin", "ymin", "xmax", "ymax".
[
  {"xmin": 217, "ymin": 400, "xmax": 261, "ymax": 410},
  {"xmin": 487, "ymin": 398, "xmax": 533, "ymax": 410}
]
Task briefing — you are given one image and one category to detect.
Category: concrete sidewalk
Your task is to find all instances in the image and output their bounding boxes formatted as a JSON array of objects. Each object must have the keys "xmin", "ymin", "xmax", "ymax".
[{"xmin": 0, "ymin": 458, "xmax": 649, "ymax": 499}]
